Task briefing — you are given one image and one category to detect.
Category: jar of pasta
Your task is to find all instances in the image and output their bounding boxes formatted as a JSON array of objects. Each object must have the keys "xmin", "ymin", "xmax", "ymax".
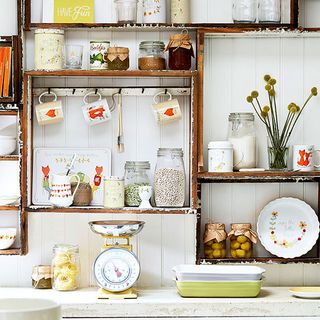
[
  {"xmin": 203, "ymin": 223, "xmax": 227, "ymax": 259},
  {"xmin": 228, "ymin": 223, "xmax": 257, "ymax": 259},
  {"xmin": 52, "ymin": 244, "xmax": 80, "ymax": 291}
]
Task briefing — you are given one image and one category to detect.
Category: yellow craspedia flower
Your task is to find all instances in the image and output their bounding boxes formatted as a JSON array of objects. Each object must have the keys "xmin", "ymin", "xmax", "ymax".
[
  {"xmin": 311, "ymin": 87, "xmax": 318, "ymax": 96},
  {"xmin": 261, "ymin": 111, "xmax": 268, "ymax": 118},
  {"xmin": 287, "ymin": 102, "xmax": 296, "ymax": 110},
  {"xmin": 265, "ymin": 84, "xmax": 271, "ymax": 91},
  {"xmin": 264, "ymin": 74, "xmax": 271, "ymax": 82},
  {"xmin": 268, "ymin": 78, "xmax": 277, "ymax": 86},
  {"xmin": 269, "ymin": 89, "xmax": 275, "ymax": 96},
  {"xmin": 263, "ymin": 106, "xmax": 270, "ymax": 113},
  {"xmin": 290, "ymin": 106, "xmax": 298, "ymax": 113},
  {"xmin": 247, "ymin": 96, "xmax": 253, "ymax": 103},
  {"xmin": 251, "ymin": 91, "xmax": 259, "ymax": 98}
]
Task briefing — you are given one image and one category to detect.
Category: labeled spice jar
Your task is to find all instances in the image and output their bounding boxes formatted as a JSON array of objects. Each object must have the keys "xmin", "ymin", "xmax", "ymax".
[
  {"xmin": 90, "ymin": 41, "xmax": 110, "ymax": 70},
  {"xmin": 104, "ymin": 47, "xmax": 129, "ymax": 71},
  {"xmin": 32, "ymin": 265, "xmax": 53, "ymax": 289},
  {"xmin": 114, "ymin": 0, "xmax": 138, "ymax": 23},
  {"xmin": 104, "ymin": 176, "xmax": 125, "ymax": 208},
  {"xmin": 203, "ymin": 223, "xmax": 227, "ymax": 259},
  {"xmin": 154, "ymin": 148, "xmax": 185, "ymax": 207},
  {"xmin": 34, "ymin": 29, "xmax": 65, "ymax": 70},
  {"xmin": 138, "ymin": 41, "xmax": 166, "ymax": 70},
  {"xmin": 125, "ymin": 161, "xmax": 151, "ymax": 207},
  {"xmin": 52, "ymin": 244, "xmax": 80, "ymax": 291},
  {"xmin": 166, "ymin": 33, "xmax": 194, "ymax": 70},
  {"xmin": 228, "ymin": 224, "xmax": 258, "ymax": 259}
]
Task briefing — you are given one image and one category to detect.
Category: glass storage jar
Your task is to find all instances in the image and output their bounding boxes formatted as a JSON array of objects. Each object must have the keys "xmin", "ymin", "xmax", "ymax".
[
  {"xmin": 154, "ymin": 148, "xmax": 185, "ymax": 207},
  {"xmin": 114, "ymin": 0, "xmax": 138, "ymax": 23},
  {"xmin": 34, "ymin": 29, "xmax": 65, "ymax": 70},
  {"xmin": 228, "ymin": 113, "xmax": 256, "ymax": 170},
  {"xmin": 166, "ymin": 33, "xmax": 194, "ymax": 70},
  {"xmin": 104, "ymin": 176, "xmax": 125, "ymax": 208},
  {"xmin": 232, "ymin": 0, "xmax": 257, "ymax": 23},
  {"xmin": 203, "ymin": 223, "xmax": 227, "ymax": 259},
  {"xmin": 32, "ymin": 265, "xmax": 52, "ymax": 289},
  {"xmin": 258, "ymin": 0, "xmax": 281, "ymax": 23},
  {"xmin": 52, "ymin": 244, "xmax": 80, "ymax": 291},
  {"xmin": 228, "ymin": 224, "xmax": 258, "ymax": 259},
  {"xmin": 125, "ymin": 161, "xmax": 151, "ymax": 207},
  {"xmin": 138, "ymin": 41, "xmax": 166, "ymax": 70},
  {"xmin": 104, "ymin": 47, "xmax": 129, "ymax": 70}
]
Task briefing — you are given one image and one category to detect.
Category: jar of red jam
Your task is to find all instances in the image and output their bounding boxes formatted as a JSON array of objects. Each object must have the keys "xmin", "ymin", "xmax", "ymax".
[{"xmin": 166, "ymin": 32, "xmax": 194, "ymax": 70}]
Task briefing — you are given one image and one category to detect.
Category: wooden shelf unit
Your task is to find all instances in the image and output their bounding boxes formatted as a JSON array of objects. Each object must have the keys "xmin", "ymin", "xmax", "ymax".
[{"xmin": 0, "ymin": 249, "xmax": 21, "ymax": 255}]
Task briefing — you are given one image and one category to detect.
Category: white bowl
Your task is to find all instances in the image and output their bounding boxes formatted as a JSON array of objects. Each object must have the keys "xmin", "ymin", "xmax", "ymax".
[
  {"xmin": 0, "ymin": 299, "xmax": 61, "ymax": 320},
  {"xmin": 0, "ymin": 137, "xmax": 16, "ymax": 156},
  {"xmin": 0, "ymin": 195, "xmax": 20, "ymax": 206},
  {"xmin": 0, "ymin": 228, "xmax": 17, "ymax": 250}
]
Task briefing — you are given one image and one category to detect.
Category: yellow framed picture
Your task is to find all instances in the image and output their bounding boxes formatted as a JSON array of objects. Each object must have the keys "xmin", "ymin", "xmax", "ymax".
[{"xmin": 53, "ymin": 0, "xmax": 94, "ymax": 23}]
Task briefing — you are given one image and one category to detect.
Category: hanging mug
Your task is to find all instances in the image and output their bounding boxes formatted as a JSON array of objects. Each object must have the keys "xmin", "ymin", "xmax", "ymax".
[
  {"xmin": 152, "ymin": 91, "xmax": 182, "ymax": 124},
  {"xmin": 82, "ymin": 91, "xmax": 112, "ymax": 126},
  {"xmin": 293, "ymin": 145, "xmax": 320, "ymax": 172},
  {"xmin": 35, "ymin": 91, "xmax": 64, "ymax": 126}
]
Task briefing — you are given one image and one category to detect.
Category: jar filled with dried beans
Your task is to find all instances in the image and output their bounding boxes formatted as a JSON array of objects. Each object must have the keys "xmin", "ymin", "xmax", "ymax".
[
  {"xmin": 104, "ymin": 47, "xmax": 129, "ymax": 70},
  {"xmin": 203, "ymin": 223, "xmax": 227, "ymax": 259},
  {"xmin": 228, "ymin": 223, "xmax": 258, "ymax": 259},
  {"xmin": 166, "ymin": 32, "xmax": 194, "ymax": 70},
  {"xmin": 138, "ymin": 41, "xmax": 166, "ymax": 70}
]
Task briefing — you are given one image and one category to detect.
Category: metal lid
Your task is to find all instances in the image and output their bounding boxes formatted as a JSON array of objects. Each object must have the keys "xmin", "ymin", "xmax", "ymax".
[
  {"xmin": 229, "ymin": 113, "xmax": 254, "ymax": 121},
  {"xmin": 35, "ymin": 29, "xmax": 64, "ymax": 35},
  {"xmin": 139, "ymin": 41, "xmax": 165, "ymax": 50},
  {"xmin": 208, "ymin": 141, "xmax": 233, "ymax": 149},
  {"xmin": 90, "ymin": 40, "xmax": 111, "ymax": 44},
  {"xmin": 53, "ymin": 244, "xmax": 79, "ymax": 253},
  {"xmin": 125, "ymin": 161, "xmax": 151, "ymax": 169},
  {"xmin": 104, "ymin": 176, "xmax": 124, "ymax": 181},
  {"xmin": 157, "ymin": 148, "xmax": 183, "ymax": 157}
]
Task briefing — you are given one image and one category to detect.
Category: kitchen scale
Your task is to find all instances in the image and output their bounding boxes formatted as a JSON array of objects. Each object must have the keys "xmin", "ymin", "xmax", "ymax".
[{"xmin": 89, "ymin": 220, "xmax": 145, "ymax": 299}]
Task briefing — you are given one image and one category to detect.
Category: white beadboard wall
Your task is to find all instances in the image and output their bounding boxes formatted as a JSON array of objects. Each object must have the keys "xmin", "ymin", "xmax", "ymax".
[{"xmin": 1, "ymin": 0, "xmax": 320, "ymax": 288}]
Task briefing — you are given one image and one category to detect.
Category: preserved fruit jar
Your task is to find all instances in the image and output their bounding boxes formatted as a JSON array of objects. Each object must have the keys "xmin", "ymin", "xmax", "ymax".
[
  {"xmin": 203, "ymin": 223, "xmax": 227, "ymax": 259},
  {"xmin": 228, "ymin": 223, "xmax": 258, "ymax": 259},
  {"xmin": 104, "ymin": 47, "xmax": 129, "ymax": 70}
]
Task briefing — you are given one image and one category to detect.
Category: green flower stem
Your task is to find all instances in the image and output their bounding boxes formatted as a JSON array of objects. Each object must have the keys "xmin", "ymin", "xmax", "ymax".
[
  {"xmin": 280, "ymin": 112, "xmax": 296, "ymax": 148},
  {"xmin": 272, "ymin": 86, "xmax": 280, "ymax": 139}
]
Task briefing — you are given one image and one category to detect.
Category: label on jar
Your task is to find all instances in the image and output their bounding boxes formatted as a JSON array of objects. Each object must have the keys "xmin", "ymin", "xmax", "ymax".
[{"xmin": 90, "ymin": 41, "xmax": 110, "ymax": 70}]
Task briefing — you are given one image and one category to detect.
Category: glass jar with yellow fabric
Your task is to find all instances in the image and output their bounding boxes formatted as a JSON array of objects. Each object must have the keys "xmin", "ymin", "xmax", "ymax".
[{"xmin": 203, "ymin": 223, "xmax": 227, "ymax": 259}]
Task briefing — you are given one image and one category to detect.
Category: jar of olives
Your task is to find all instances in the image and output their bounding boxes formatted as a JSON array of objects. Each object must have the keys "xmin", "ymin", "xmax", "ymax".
[
  {"xmin": 228, "ymin": 223, "xmax": 258, "ymax": 259},
  {"xmin": 203, "ymin": 223, "xmax": 227, "ymax": 259}
]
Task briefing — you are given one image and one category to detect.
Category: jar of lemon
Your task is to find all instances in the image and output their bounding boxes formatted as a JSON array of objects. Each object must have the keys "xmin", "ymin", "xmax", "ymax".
[
  {"xmin": 228, "ymin": 224, "xmax": 257, "ymax": 259},
  {"xmin": 203, "ymin": 223, "xmax": 227, "ymax": 259}
]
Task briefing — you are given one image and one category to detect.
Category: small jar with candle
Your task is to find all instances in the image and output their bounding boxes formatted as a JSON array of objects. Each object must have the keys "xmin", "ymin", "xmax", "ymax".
[
  {"xmin": 208, "ymin": 141, "xmax": 233, "ymax": 172},
  {"xmin": 104, "ymin": 176, "xmax": 125, "ymax": 208},
  {"xmin": 104, "ymin": 47, "xmax": 129, "ymax": 70}
]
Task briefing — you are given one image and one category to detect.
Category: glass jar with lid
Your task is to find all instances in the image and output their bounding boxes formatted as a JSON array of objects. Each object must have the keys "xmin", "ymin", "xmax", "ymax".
[
  {"xmin": 138, "ymin": 41, "xmax": 166, "ymax": 70},
  {"xmin": 114, "ymin": 0, "xmax": 138, "ymax": 23},
  {"xmin": 154, "ymin": 148, "xmax": 185, "ymax": 207},
  {"xmin": 124, "ymin": 161, "xmax": 151, "ymax": 207},
  {"xmin": 228, "ymin": 113, "xmax": 256, "ymax": 170},
  {"xmin": 104, "ymin": 47, "xmax": 129, "ymax": 70},
  {"xmin": 52, "ymin": 244, "xmax": 80, "ymax": 291},
  {"xmin": 258, "ymin": 0, "xmax": 281, "ymax": 23},
  {"xmin": 232, "ymin": 0, "xmax": 257, "ymax": 23},
  {"xmin": 203, "ymin": 223, "xmax": 227, "ymax": 259}
]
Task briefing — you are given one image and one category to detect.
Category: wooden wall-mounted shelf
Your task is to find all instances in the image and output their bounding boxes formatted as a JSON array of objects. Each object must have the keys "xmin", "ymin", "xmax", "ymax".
[{"xmin": 0, "ymin": 249, "xmax": 22, "ymax": 255}]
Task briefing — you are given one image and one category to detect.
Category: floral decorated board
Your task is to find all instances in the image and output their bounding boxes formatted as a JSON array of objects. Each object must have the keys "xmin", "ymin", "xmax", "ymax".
[
  {"xmin": 33, "ymin": 148, "xmax": 111, "ymax": 206},
  {"xmin": 257, "ymin": 197, "xmax": 319, "ymax": 258}
]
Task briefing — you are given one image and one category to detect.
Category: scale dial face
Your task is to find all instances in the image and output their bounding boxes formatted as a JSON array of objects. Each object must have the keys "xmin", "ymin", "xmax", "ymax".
[{"xmin": 93, "ymin": 247, "xmax": 140, "ymax": 292}]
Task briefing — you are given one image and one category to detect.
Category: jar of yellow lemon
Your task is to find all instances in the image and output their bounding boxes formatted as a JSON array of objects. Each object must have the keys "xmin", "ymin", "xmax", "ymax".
[
  {"xmin": 228, "ymin": 223, "xmax": 257, "ymax": 259},
  {"xmin": 203, "ymin": 223, "xmax": 227, "ymax": 259},
  {"xmin": 52, "ymin": 244, "xmax": 80, "ymax": 291}
]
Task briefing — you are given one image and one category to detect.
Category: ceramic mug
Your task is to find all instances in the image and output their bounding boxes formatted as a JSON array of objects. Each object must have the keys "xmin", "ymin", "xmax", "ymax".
[
  {"xmin": 36, "ymin": 91, "xmax": 64, "ymax": 126},
  {"xmin": 82, "ymin": 91, "xmax": 112, "ymax": 126},
  {"xmin": 152, "ymin": 91, "xmax": 182, "ymax": 124},
  {"xmin": 293, "ymin": 145, "xmax": 320, "ymax": 171}
]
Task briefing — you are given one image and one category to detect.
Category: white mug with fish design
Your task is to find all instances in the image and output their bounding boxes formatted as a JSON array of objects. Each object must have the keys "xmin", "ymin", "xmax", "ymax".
[
  {"xmin": 152, "ymin": 91, "xmax": 182, "ymax": 124},
  {"xmin": 82, "ymin": 91, "xmax": 112, "ymax": 126},
  {"xmin": 36, "ymin": 91, "xmax": 64, "ymax": 125}
]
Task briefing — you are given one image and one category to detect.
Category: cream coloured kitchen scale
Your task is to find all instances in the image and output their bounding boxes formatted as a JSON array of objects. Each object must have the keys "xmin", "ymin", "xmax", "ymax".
[{"xmin": 89, "ymin": 220, "xmax": 145, "ymax": 299}]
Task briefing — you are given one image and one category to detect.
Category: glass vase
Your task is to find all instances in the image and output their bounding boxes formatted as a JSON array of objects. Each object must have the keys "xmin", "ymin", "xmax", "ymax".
[{"xmin": 268, "ymin": 146, "xmax": 288, "ymax": 170}]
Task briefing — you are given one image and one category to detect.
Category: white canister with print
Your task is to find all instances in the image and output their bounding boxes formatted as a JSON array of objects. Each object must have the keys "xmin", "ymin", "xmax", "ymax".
[
  {"xmin": 208, "ymin": 141, "xmax": 233, "ymax": 172},
  {"xmin": 82, "ymin": 92, "xmax": 112, "ymax": 126},
  {"xmin": 143, "ymin": 0, "xmax": 166, "ymax": 23},
  {"xmin": 171, "ymin": 0, "xmax": 190, "ymax": 23}
]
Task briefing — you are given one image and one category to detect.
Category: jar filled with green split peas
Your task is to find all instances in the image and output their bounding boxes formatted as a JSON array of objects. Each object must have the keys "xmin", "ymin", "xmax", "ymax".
[
  {"xmin": 52, "ymin": 244, "xmax": 80, "ymax": 291},
  {"xmin": 228, "ymin": 223, "xmax": 258, "ymax": 259},
  {"xmin": 203, "ymin": 223, "xmax": 227, "ymax": 259}
]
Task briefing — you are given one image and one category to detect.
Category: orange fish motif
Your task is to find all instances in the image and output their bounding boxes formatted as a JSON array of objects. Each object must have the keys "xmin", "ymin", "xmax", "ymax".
[
  {"xmin": 164, "ymin": 108, "xmax": 175, "ymax": 117},
  {"xmin": 88, "ymin": 106, "xmax": 105, "ymax": 120},
  {"xmin": 46, "ymin": 109, "xmax": 56, "ymax": 118}
]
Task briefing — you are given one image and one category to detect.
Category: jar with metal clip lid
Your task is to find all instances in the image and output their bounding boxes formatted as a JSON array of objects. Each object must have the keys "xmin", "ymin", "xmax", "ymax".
[
  {"xmin": 203, "ymin": 223, "xmax": 227, "ymax": 259},
  {"xmin": 104, "ymin": 47, "xmax": 129, "ymax": 70},
  {"xmin": 138, "ymin": 41, "xmax": 166, "ymax": 70}
]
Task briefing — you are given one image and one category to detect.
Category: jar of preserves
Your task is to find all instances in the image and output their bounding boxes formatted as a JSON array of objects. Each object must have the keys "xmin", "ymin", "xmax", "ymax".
[
  {"xmin": 34, "ymin": 29, "xmax": 65, "ymax": 70},
  {"xmin": 203, "ymin": 223, "xmax": 227, "ymax": 259},
  {"xmin": 104, "ymin": 176, "xmax": 125, "ymax": 208},
  {"xmin": 232, "ymin": 0, "xmax": 257, "ymax": 23},
  {"xmin": 114, "ymin": 0, "xmax": 138, "ymax": 23},
  {"xmin": 104, "ymin": 47, "xmax": 129, "ymax": 71},
  {"xmin": 228, "ymin": 113, "xmax": 256, "ymax": 170},
  {"xmin": 52, "ymin": 244, "xmax": 80, "ymax": 291},
  {"xmin": 258, "ymin": 0, "xmax": 281, "ymax": 23},
  {"xmin": 138, "ymin": 41, "xmax": 166, "ymax": 70},
  {"xmin": 228, "ymin": 224, "xmax": 258, "ymax": 259},
  {"xmin": 124, "ymin": 161, "xmax": 151, "ymax": 207},
  {"xmin": 32, "ymin": 265, "xmax": 52, "ymax": 289},
  {"xmin": 154, "ymin": 148, "xmax": 185, "ymax": 207},
  {"xmin": 166, "ymin": 32, "xmax": 194, "ymax": 70}
]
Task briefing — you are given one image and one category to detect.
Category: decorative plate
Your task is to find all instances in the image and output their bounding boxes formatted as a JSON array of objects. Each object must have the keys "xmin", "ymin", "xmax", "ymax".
[
  {"xmin": 257, "ymin": 198, "xmax": 319, "ymax": 258},
  {"xmin": 289, "ymin": 287, "xmax": 320, "ymax": 299}
]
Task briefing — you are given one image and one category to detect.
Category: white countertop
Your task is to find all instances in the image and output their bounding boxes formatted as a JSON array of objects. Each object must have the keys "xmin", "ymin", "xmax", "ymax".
[{"xmin": 0, "ymin": 287, "xmax": 319, "ymax": 318}]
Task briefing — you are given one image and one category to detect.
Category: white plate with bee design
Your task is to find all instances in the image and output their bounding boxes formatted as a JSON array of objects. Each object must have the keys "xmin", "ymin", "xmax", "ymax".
[{"xmin": 257, "ymin": 198, "xmax": 319, "ymax": 258}]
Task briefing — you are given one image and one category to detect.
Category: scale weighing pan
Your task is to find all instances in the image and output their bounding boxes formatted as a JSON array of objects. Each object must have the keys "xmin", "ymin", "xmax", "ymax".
[{"xmin": 89, "ymin": 220, "xmax": 145, "ymax": 237}]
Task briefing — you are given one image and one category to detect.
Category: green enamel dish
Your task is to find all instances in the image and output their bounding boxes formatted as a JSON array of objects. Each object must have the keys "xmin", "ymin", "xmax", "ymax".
[{"xmin": 176, "ymin": 280, "xmax": 262, "ymax": 298}]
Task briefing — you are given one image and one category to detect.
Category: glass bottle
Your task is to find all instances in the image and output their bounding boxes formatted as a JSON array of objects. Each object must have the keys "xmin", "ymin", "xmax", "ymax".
[
  {"xmin": 154, "ymin": 148, "xmax": 185, "ymax": 207},
  {"xmin": 124, "ymin": 161, "xmax": 151, "ymax": 207},
  {"xmin": 232, "ymin": 0, "xmax": 257, "ymax": 23},
  {"xmin": 203, "ymin": 223, "xmax": 227, "ymax": 259},
  {"xmin": 138, "ymin": 41, "xmax": 166, "ymax": 70},
  {"xmin": 52, "ymin": 244, "xmax": 80, "ymax": 291},
  {"xmin": 228, "ymin": 113, "xmax": 256, "ymax": 170},
  {"xmin": 258, "ymin": 0, "xmax": 281, "ymax": 23}
]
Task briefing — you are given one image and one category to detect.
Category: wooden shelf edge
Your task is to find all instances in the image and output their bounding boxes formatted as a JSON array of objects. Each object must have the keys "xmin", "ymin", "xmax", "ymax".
[
  {"xmin": 0, "ymin": 156, "xmax": 19, "ymax": 161},
  {"xmin": 0, "ymin": 248, "xmax": 21, "ymax": 255},
  {"xmin": 0, "ymin": 110, "xmax": 18, "ymax": 116},
  {"xmin": 199, "ymin": 258, "xmax": 320, "ymax": 264},
  {"xmin": 0, "ymin": 205, "xmax": 20, "ymax": 211}
]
